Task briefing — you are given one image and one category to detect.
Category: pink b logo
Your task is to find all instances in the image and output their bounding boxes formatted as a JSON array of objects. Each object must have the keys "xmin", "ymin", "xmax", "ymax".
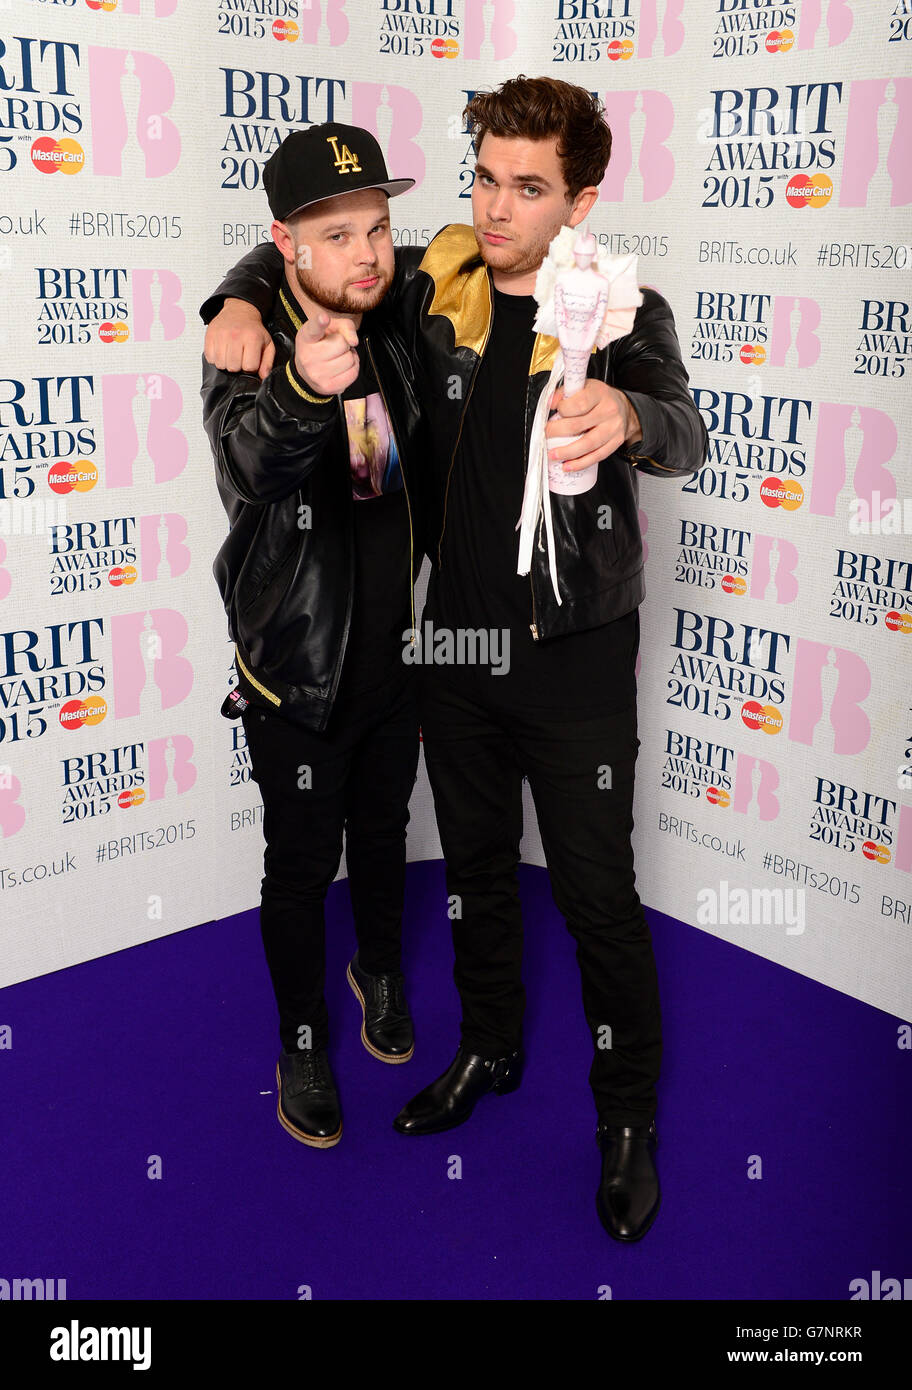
[
  {"xmin": 102, "ymin": 374, "xmax": 188, "ymax": 488},
  {"xmin": 733, "ymin": 754, "xmax": 781, "ymax": 821},
  {"xmin": 298, "ymin": 0, "xmax": 349, "ymax": 46},
  {"xmin": 351, "ymin": 83, "xmax": 425, "ymax": 191},
  {"xmin": 132, "ymin": 270, "xmax": 185, "ymax": 342},
  {"xmin": 110, "ymin": 609, "xmax": 193, "ymax": 718},
  {"xmin": 600, "ymin": 92, "xmax": 674, "ymax": 203},
  {"xmin": 789, "ymin": 641, "xmax": 871, "ymax": 755},
  {"xmin": 769, "ymin": 297, "xmax": 822, "ymax": 368},
  {"xmin": 463, "ymin": 0, "xmax": 517, "ymax": 60},
  {"xmin": 0, "ymin": 769, "xmax": 26, "ymax": 839},
  {"xmin": 638, "ymin": 0, "xmax": 685, "ymax": 60},
  {"xmin": 88, "ymin": 47, "xmax": 181, "ymax": 177}
]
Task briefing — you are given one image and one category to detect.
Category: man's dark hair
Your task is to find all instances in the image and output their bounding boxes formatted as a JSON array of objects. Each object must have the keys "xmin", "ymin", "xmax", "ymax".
[{"xmin": 464, "ymin": 75, "xmax": 612, "ymax": 201}]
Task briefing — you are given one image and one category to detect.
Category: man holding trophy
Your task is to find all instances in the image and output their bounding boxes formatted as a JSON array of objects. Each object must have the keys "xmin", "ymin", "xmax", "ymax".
[{"xmin": 201, "ymin": 76, "xmax": 707, "ymax": 1241}]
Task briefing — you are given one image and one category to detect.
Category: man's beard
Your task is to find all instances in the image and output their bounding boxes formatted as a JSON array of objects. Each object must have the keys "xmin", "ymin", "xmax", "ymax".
[
  {"xmin": 472, "ymin": 220, "xmax": 560, "ymax": 281},
  {"xmin": 293, "ymin": 261, "xmax": 391, "ymax": 313}
]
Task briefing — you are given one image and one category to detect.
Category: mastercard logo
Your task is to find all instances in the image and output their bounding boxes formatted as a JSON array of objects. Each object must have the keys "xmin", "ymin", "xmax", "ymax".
[
  {"xmin": 117, "ymin": 788, "xmax": 145, "ymax": 809},
  {"xmin": 59, "ymin": 696, "xmax": 107, "ymax": 730},
  {"xmin": 721, "ymin": 573, "xmax": 747, "ymax": 596},
  {"xmin": 48, "ymin": 460, "xmax": 98, "ymax": 495},
  {"xmin": 108, "ymin": 565, "xmax": 137, "ymax": 587},
  {"xmin": 31, "ymin": 137, "xmax": 85, "ymax": 176},
  {"xmin": 86, "ymin": 1, "xmax": 118, "ymax": 11},
  {"xmin": 431, "ymin": 37, "xmax": 459, "ymax": 57},
  {"xmin": 706, "ymin": 786, "xmax": 731, "ymax": 808},
  {"xmin": 759, "ymin": 477, "xmax": 804, "ymax": 510},
  {"xmin": 765, "ymin": 28, "xmax": 795, "ymax": 53},
  {"xmin": 741, "ymin": 700, "xmax": 783, "ymax": 734},
  {"xmin": 862, "ymin": 840, "xmax": 891, "ymax": 865},
  {"xmin": 272, "ymin": 19, "xmax": 299, "ymax": 41},
  {"xmin": 99, "ymin": 321, "xmax": 129, "ymax": 344},
  {"xmin": 786, "ymin": 172, "xmax": 832, "ymax": 209},
  {"xmin": 740, "ymin": 344, "xmax": 766, "ymax": 365},
  {"xmin": 885, "ymin": 610, "xmax": 912, "ymax": 634},
  {"xmin": 607, "ymin": 39, "xmax": 634, "ymax": 60}
]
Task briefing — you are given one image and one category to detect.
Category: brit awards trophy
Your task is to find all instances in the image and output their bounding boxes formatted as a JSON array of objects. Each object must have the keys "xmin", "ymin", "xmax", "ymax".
[{"xmin": 516, "ymin": 225, "xmax": 642, "ymax": 603}]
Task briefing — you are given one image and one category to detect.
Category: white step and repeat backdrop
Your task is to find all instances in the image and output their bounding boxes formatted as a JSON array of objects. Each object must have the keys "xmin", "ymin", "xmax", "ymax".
[{"xmin": 0, "ymin": 0, "xmax": 910, "ymax": 1021}]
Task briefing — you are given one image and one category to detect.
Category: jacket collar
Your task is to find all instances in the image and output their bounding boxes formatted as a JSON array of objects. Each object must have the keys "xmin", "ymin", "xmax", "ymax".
[{"xmin": 419, "ymin": 222, "xmax": 561, "ymax": 375}]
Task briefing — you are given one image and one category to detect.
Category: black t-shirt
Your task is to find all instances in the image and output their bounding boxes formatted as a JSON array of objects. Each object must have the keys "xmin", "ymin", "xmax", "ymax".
[
  {"xmin": 333, "ymin": 346, "xmax": 412, "ymax": 708},
  {"xmin": 429, "ymin": 285, "xmax": 638, "ymax": 712}
]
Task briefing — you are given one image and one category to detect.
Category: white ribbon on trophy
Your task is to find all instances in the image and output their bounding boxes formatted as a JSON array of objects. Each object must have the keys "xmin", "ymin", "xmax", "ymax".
[{"xmin": 516, "ymin": 224, "xmax": 643, "ymax": 604}]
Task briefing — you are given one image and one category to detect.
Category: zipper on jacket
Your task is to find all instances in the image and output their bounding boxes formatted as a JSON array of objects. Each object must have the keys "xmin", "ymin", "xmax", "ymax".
[
  {"xmin": 437, "ymin": 275, "xmax": 493, "ymax": 569},
  {"xmin": 365, "ymin": 336, "xmax": 416, "ymax": 645}
]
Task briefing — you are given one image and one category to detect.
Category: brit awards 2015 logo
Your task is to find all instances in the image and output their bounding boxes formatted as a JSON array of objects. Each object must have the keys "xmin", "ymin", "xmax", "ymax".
[
  {"xmin": 687, "ymin": 387, "xmax": 810, "ymax": 509},
  {"xmin": 673, "ymin": 518, "xmax": 800, "ymax": 605},
  {"xmin": 0, "ymin": 374, "xmax": 97, "ymax": 504},
  {"xmin": 550, "ymin": 0, "xmax": 683, "ymax": 63},
  {"xmin": 809, "ymin": 776, "xmax": 897, "ymax": 864},
  {"xmin": 827, "ymin": 547, "xmax": 912, "ymax": 634},
  {"xmin": 0, "ymin": 37, "xmax": 181, "ymax": 178},
  {"xmin": 0, "ymin": 35, "xmax": 84, "ymax": 177},
  {"xmin": 690, "ymin": 290, "xmax": 822, "ymax": 369},
  {"xmin": 0, "ymin": 618, "xmax": 106, "ymax": 744},
  {"xmin": 46, "ymin": 513, "xmax": 191, "ymax": 598},
  {"xmin": 668, "ymin": 609, "xmax": 789, "ymax": 735},
  {"xmin": 32, "ymin": 268, "xmax": 184, "ymax": 347},
  {"xmin": 58, "ymin": 734, "xmax": 196, "ymax": 827},
  {"xmin": 213, "ymin": 0, "xmax": 305, "ymax": 44},
  {"xmin": 600, "ymin": 89, "xmax": 674, "ymax": 202},
  {"xmin": 377, "ymin": 0, "xmax": 459, "ymax": 58},
  {"xmin": 710, "ymin": 1, "xmax": 797, "ymax": 59},
  {"xmin": 853, "ymin": 298, "xmax": 910, "ymax": 380},
  {"xmin": 702, "ymin": 80, "xmax": 841, "ymax": 211},
  {"xmin": 660, "ymin": 728, "xmax": 782, "ymax": 820},
  {"xmin": 101, "ymin": 373, "xmax": 188, "ymax": 488}
]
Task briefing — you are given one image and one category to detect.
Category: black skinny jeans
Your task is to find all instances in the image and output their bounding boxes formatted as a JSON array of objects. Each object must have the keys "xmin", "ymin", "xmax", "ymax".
[
  {"xmin": 418, "ymin": 660, "xmax": 662, "ymax": 1127},
  {"xmin": 241, "ymin": 676, "xmax": 419, "ymax": 1054}
]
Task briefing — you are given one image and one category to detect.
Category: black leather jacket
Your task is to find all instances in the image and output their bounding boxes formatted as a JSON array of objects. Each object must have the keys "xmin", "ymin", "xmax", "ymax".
[
  {"xmin": 202, "ymin": 224, "xmax": 706, "ymax": 643},
  {"xmin": 201, "ymin": 283, "xmax": 425, "ymax": 732}
]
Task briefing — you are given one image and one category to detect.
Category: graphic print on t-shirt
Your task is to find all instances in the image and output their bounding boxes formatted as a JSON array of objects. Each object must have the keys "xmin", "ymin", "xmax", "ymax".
[{"xmin": 343, "ymin": 393, "xmax": 403, "ymax": 500}]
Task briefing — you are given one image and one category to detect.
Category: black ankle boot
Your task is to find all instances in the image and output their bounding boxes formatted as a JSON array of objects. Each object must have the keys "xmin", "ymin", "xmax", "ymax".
[
  {"xmin": 595, "ymin": 1120, "xmax": 659, "ymax": 1241},
  {"xmin": 393, "ymin": 1044, "xmax": 522, "ymax": 1135}
]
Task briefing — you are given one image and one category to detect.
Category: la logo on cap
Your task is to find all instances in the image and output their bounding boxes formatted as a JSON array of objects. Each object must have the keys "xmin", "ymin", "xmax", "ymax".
[{"xmin": 327, "ymin": 134, "xmax": 361, "ymax": 175}]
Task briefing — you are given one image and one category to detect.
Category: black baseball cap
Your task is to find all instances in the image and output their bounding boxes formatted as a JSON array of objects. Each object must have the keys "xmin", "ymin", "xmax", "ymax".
[{"xmin": 263, "ymin": 122, "xmax": 415, "ymax": 222}]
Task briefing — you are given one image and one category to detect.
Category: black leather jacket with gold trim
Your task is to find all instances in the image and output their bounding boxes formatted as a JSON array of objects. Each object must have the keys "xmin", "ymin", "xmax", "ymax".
[
  {"xmin": 201, "ymin": 285, "xmax": 425, "ymax": 732},
  {"xmin": 201, "ymin": 224, "xmax": 707, "ymax": 642}
]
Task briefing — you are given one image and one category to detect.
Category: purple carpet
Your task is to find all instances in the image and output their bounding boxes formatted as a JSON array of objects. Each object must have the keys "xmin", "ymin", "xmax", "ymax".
[{"xmin": 1, "ymin": 860, "xmax": 907, "ymax": 1301}]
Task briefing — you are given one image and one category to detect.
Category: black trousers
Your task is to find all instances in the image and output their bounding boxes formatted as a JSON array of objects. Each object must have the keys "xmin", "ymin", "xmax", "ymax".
[
  {"xmin": 418, "ymin": 664, "xmax": 662, "ymax": 1127},
  {"xmin": 240, "ymin": 677, "xmax": 420, "ymax": 1054}
]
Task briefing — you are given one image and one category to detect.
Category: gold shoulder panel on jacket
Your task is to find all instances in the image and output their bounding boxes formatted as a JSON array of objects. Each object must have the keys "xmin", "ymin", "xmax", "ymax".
[
  {"xmin": 419, "ymin": 223, "xmax": 490, "ymax": 356},
  {"xmin": 530, "ymin": 332, "xmax": 559, "ymax": 377}
]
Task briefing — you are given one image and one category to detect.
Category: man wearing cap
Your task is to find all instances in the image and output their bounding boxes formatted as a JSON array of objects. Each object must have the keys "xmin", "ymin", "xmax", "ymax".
[
  {"xmin": 201, "ymin": 124, "xmax": 426, "ymax": 1149},
  {"xmin": 201, "ymin": 79, "xmax": 707, "ymax": 1241}
]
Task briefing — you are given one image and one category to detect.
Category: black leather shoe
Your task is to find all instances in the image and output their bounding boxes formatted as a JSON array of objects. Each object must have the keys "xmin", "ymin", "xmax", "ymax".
[
  {"xmin": 346, "ymin": 952, "xmax": 414, "ymax": 1063},
  {"xmin": 595, "ymin": 1120, "xmax": 659, "ymax": 1241},
  {"xmin": 276, "ymin": 1049, "xmax": 342, "ymax": 1148},
  {"xmin": 393, "ymin": 1044, "xmax": 522, "ymax": 1135}
]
